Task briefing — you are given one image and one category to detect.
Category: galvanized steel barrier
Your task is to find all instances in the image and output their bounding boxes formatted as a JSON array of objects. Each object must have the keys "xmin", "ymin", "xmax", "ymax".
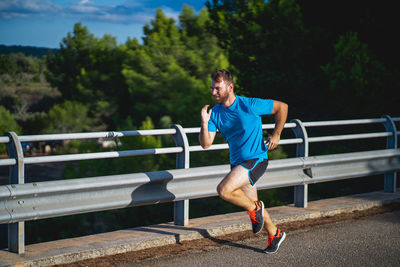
[{"xmin": 0, "ymin": 115, "xmax": 399, "ymax": 254}]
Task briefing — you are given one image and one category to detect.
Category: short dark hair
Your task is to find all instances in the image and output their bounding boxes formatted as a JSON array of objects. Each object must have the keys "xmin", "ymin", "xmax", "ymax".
[{"xmin": 211, "ymin": 69, "xmax": 233, "ymax": 85}]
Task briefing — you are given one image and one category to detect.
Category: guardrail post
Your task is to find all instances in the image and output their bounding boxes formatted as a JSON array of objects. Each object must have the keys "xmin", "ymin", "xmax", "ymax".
[
  {"xmin": 290, "ymin": 119, "xmax": 309, "ymax": 208},
  {"xmin": 5, "ymin": 132, "xmax": 25, "ymax": 254},
  {"xmin": 171, "ymin": 124, "xmax": 190, "ymax": 226},
  {"xmin": 382, "ymin": 115, "xmax": 397, "ymax": 193}
]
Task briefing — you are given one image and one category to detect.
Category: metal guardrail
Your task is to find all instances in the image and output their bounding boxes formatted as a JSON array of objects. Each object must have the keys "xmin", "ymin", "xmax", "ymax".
[
  {"xmin": 0, "ymin": 115, "xmax": 399, "ymax": 254},
  {"xmin": 1, "ymin": 148, "xmax": 399, "ymax": 223}
]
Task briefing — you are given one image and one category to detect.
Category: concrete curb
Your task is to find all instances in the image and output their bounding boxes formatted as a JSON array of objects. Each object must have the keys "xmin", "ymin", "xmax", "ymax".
[{"xmin": 0, "ymin": 189, "xmax": 399, "ymax": 267}]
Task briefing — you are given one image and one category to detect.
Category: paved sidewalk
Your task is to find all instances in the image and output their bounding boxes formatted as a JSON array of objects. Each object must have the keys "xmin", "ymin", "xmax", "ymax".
[{"xmin": 1, "ymin": 190, "xmax": 399, "ymax": 267}]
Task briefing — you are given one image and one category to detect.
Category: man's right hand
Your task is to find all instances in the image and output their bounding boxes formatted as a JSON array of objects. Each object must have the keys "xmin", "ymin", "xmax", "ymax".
[
  {"xmin": 201, "ymin": 105, "xmax": 212, "ymax": 125},
  {"xmin": 199, "ymin": 105, "xmax": 215, "ymax": 149}
]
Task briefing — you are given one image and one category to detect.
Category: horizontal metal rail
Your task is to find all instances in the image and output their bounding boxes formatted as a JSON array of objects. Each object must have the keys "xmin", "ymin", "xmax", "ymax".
[
  {"xmin": 189, "ymin": 143, "xmax": 229, "ymax": 152},
  {"xmin": 18, "ymin": 129, "xmax": 177, "ymax": 142},
  {"xmin": 0, "ymin": 158, "xmax": 16, "ymax": 166},
  {"xmin": 1, "ymin": 148, "xmax": 398, "ymax": 224},
  {"xmin": 0, "ymin": 147, "xmax": 183, "ymax": 166},
  {"xmin": 308, "ymin": 132, "xmax": 392, "ymax": 143},
  {"xmin": 0, "ymin": 136, "xmax": 9, "ymax": 143},
  {"xmin": 23, "ymin": 147, "xmax": 183, "ymax": 164},
  {"xmin": 302, "ymin": 118, "xmax": 387, "ymax": 127}
]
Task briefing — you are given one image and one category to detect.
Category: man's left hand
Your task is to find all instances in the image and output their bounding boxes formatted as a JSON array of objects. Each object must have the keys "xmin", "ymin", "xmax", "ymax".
[{"xmin": 267, "ymin": 134, "xmax": 280, "ymax": 150}]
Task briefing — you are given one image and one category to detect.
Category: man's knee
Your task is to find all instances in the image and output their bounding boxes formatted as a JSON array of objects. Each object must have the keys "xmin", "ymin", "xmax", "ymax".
[{"xmin": 217, "ymin": 182, "xmax": 231, "ymax": 199}]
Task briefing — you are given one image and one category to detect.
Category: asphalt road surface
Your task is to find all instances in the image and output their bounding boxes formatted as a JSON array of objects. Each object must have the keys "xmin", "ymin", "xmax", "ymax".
[{"xmin": 123, "ymin": 210, "xmax": 400, "ymax": 267}]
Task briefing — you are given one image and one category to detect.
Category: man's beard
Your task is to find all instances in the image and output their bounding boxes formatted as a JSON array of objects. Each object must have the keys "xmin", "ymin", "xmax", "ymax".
[{"xmin": 214, "ymin": 91, "xmax": 229, "ymax": 104}]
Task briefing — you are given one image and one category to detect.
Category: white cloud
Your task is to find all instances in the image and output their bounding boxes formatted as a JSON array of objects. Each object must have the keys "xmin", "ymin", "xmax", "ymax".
[
  {"xmin": 68, "ymin": 0, "xmax": 100, "ymax": 14},
  {"xmin": 0, "ymin": 0, "xmax": 182, "ymax": 25},
  {"xmin": 0, "ymin": 0, "xmax": 61, "ymax": 18}
]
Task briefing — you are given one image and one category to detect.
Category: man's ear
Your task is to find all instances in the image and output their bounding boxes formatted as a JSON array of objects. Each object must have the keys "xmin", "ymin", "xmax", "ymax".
[{"xmin": 228, "ymin": 82, "xmax": 234, "ymax": 92}]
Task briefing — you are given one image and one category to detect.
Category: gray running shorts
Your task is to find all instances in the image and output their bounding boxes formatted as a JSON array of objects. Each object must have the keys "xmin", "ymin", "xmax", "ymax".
[{"xmin": 231, "ymin": 158, "xmax": 269, "ymax": 186}]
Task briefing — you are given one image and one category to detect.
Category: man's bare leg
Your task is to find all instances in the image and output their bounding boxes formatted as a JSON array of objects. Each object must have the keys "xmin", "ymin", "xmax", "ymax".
[
  {"xmin": 217, "ymin": 166, "xmax": 256, "ymax": 212},
  {"xmin": 241, "ymin": 183, "xmax": 277, "ymax": 236},
  {"xmin": 218, "ymin": 166, "xmax": 278, "ymax": 235}
]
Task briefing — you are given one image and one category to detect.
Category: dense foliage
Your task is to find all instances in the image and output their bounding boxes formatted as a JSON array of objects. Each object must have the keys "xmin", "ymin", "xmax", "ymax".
[
  {"xmin": 2, "ymin": 2, "xmax": 398, "ymax": 137},
  {"xmin": 206, "ymin": 0, "xmax": 399, "ymax": 120},
  {"xmin": 45, "ymin": 6, "xmax": 228, "ymax": 131}
]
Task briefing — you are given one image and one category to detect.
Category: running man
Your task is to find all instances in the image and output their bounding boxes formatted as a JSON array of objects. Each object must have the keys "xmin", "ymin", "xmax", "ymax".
[{"xmin": 199, "ymin": 69, "xmax": 288, "ymax": 254}]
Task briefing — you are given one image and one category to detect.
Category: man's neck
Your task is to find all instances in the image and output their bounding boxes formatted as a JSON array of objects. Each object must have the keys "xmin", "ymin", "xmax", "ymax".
[{"xmin": 222, "ymin": 94, "xmax": 236, "ymax": 108}]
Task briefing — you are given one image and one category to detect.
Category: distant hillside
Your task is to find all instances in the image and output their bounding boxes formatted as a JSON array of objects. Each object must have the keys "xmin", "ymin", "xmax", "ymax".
[{"xmin": 0, "ymin": 44, "xmax": 58, "ymax": 58}]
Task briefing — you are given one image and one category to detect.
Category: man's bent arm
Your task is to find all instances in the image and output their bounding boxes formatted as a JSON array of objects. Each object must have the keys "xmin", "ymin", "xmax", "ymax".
[
  {"xmin": 268, "ymin": 100, "xmax": 288, "ymax": 150},
  {"xmin": 199, "ymin": 123, "xmax": 216, "ymax": 149},
  {"xmin": 199, "ymin": 105, "xmax": 216, "ymax": 149}
]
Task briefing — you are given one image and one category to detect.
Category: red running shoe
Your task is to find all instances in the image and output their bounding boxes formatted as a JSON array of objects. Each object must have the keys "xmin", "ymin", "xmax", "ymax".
[
  {"xmin": 264, "ymin": 228, "xmax": 286, "ymax": 254},
  {"xmin": 247, "ymin": 200, "xmax": 264, "ymax": 234}
]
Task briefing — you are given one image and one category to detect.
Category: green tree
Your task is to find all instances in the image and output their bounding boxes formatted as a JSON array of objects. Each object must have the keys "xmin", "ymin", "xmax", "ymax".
[
  {"xmin": 321, "ymin": 32, "xmax": 389, "ymax": 118},
  {"xmin": 207, "ymin": 0, "xmax": 400, "ymax": 120},
  {"xmin": 0, "ymin": 106, "xmax": 21, "ymax": 153},
  {"xmin": 0, "ymin": 54, "xmax": 18, "ymax": 75},
  {"xmin": 0, "ymin": 53, "xmax": 58, "ymax": 126},
  {"xmin": 44, "ymin": 101, "xmax": 93, "ymax": 133},
  {"xmin": 122, "ymin": 7, "xmax": 228, "ymax": 127},
  {"xmin": 206, "ymin": 0, "xmax": 317, "ymax": 118},
  {"xmin": 46, "ymin": 23, "xmax": 128, "ymax": 129}
]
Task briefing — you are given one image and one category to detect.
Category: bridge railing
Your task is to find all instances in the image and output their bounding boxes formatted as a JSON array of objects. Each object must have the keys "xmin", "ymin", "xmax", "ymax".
[{"xmin": 0, "ymin": 115, "xmax": 399, "ymax": 254}]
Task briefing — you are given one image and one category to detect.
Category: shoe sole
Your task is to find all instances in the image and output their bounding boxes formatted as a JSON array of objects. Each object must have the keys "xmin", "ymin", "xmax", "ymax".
[
  {"xmin": 254, "ymin": 200, "xmax": 265, "ymax": 234},
  {"xmin": 264, "ymin": 232, "xmax": 286, "ymax": 254}
]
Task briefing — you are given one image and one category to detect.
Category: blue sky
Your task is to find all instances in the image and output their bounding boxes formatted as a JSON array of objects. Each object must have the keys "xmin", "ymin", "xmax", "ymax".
[{"xmin": 0, "ymin": 0, "xmax": 206, "ymax": 48}]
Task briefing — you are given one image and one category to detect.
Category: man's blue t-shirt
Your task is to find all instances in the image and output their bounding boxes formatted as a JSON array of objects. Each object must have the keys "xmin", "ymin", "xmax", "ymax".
[{"xmin": 208, "ymin": 95, "xmax": 274, "ymax": 165}]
